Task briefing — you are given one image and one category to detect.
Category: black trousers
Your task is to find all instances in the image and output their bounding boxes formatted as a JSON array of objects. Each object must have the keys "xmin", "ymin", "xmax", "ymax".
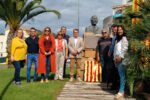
[{"xmin": 63, "ymin": 60, "xmax": 67, "ymax": 77}]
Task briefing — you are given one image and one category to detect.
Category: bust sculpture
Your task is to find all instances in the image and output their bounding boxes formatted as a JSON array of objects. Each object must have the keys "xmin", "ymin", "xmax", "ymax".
[{"xmin": 85, "ymin": 15, "xmax": 101, "ymax": 34}]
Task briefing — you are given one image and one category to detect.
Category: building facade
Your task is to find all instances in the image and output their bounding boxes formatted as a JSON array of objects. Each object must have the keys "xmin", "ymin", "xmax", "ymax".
[{"xmin": 0, "ymin": 28, "xmax": 30, "ymax": 58}]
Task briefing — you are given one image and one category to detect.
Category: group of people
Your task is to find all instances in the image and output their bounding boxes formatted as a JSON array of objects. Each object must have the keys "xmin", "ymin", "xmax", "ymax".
[
  {"xmin": 10, "ymin": 26, "xmax": 83, "ymax": 84},
  {"xmin": 96, "ymin": 24, "xmax": 128, "ymax": 99},
  {"xmin": 10, "ymin": 24, "xmax": 128, "ymax": 99}
]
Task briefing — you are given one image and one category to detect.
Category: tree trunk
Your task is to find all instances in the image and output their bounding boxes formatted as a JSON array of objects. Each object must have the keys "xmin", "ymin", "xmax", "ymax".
[{"xmin": 6, "ymin": 29, "xmax": 16, "ymax": 68}]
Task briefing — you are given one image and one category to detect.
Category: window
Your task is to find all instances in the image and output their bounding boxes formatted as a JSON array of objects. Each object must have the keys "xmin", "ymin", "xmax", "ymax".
[{"xmin": 0, "ymin": 42, "xmax": 3, "ymax": 50}]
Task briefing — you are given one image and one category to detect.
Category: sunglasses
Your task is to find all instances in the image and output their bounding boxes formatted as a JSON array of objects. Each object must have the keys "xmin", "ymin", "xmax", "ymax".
[
  {"xmin": 58, "ymin": 34, "xmax": 63, "ymax": 36},
  {"xmin": 102, "ymin": 32, "xmax": 107, "ymax": 34},
  {"xmin": 45, "ymin": 30, "xmax": 50, "ymax": 32}
]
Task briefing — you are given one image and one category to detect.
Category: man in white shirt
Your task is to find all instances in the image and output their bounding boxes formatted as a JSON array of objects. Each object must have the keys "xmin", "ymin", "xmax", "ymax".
[{"xmin": 68, "ymin": 29, "xmax": 84, "ymax": 82}]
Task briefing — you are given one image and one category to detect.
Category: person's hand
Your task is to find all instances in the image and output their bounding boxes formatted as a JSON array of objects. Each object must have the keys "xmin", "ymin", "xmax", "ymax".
[
  {"xmin": 47, "ymin": 51, "xmax": 51, "ymax": 55},
  {"xmin": 11, "ymin": 56, "xmax": 14, "ymax": 62},
  {"xmin": 65, "ymin": 55, "xmax": 68, "ymax": 60},
  {"xmin": 25, "ymin": 59, "xmax": 27, "ymax": 64},
  {"xmin": 97, "ymin": 56, "xmax": 100, "ymax": 61},
  {"xmin": 45, "ymin": 52, "xmax": 48, "ymax": 56},
  {"xmin": 73, "ymin": 51, "xmax": 77, "ymax": 55},
  {"xmin": 116, "ymin": 57, "xmax": 122, "ymax": 62},
  {"xmin": 108, "ymin": 52, "xmax": 111, "ymax": 57},
  {"xmin": 45, "ymin": 52, "xmax": 51, "ymax": 55}
]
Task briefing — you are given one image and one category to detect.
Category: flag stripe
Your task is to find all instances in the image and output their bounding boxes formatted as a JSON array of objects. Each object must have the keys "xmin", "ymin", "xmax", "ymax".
[
  {"xmin": 84, "ymin": 61, "xmax": 87, "ymax": 82},
  {"xmin": 86, "ymin": 61, "xmax": 89, "ymax": 82},
  {"xmin": 94, "ymin": 61, "xmax": 97, "ymax": 82},
  {"xmin": 90, "ymin": 61, "xmax": 93, "ymax": 82},
  {"xmin": 98, "ymin": 62, "xmax": 100, "ymax": 82},
  {"xmin": 84, "ymin": 60, "xmax": 102, "ymax": 82}
]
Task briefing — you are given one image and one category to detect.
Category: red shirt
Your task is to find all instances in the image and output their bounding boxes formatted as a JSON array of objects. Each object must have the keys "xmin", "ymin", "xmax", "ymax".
[
  {"xmin": 44, "ymin": 38, "xmax": 51, "ymax": 52},
  {"xmin": 57, "ymin": 39, "xmax": 63, "ymax": 51}
]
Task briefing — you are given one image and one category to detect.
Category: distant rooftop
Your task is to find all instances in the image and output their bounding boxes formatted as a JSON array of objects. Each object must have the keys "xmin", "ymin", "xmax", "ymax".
[{"xmin": 112, "ymin": 4, "xmax": 132, "ymax": 10}]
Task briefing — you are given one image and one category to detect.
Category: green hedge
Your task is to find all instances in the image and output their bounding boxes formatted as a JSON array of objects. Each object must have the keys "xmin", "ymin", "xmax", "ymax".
[{"xmin": 0, "ymin": 57, "xmax": 6, "ymax": 63}]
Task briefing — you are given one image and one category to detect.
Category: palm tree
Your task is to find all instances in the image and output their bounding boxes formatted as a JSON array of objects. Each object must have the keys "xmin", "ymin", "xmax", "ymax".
[{"xmin": 0, "ymin": 0, "xmax": 61, "ymax": 67}]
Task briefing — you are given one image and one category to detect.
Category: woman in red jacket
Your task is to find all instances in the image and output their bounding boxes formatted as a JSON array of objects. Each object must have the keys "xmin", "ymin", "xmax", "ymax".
[{"xmin": 37, "ymin": 27, "xmax": 56, "ymax": 83}]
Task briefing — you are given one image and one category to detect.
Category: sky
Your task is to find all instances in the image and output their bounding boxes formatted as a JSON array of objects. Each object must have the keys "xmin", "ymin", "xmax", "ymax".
[{"xmin": 0, "ymin": 0, "xmax": 122, "ymax": 36}]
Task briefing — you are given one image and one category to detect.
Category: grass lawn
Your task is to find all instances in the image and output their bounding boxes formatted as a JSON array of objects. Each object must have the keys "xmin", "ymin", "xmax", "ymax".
[
  {"xmin": 0, "ymin": 64, "xmax": 7, "ymax": 67},
  {"xmin": 0, "ymin": 67, "xmax": 71, "ymax": 100}
]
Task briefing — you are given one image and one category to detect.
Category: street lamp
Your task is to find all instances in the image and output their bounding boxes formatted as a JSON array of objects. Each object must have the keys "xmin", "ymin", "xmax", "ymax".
[{"xmin": 78, "ymin": 0, "xmax": 80, "ymax": 31}]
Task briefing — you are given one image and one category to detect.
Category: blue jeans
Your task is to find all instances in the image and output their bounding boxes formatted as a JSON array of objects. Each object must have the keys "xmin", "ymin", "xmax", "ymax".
[
  {"xmin": 13, "ymin": 60, "xmax": 25, "ymax": 82},
  {"xmin": 117, "ymin": 62, "xmax": 126, "ymax": 92},
  {"xmin": 27, "ymin": 54, "xmax": 39, "ymax": 81},
  {"xmin": 41, "ymin": 55, "xmax": 51, "ymax": 79}
]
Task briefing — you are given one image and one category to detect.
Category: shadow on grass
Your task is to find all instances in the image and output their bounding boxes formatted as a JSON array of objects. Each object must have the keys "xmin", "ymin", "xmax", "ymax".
[
  {"xmin": 0, "ymin": 73, "xmax": 70, "ymax": 100},
  {"xmin": 0, "ymin": 78, "xmax": 14, "ymax": 100},
  {"xmin": 0, "ymin": 76, "xmax": 27, "ymax": 100}
]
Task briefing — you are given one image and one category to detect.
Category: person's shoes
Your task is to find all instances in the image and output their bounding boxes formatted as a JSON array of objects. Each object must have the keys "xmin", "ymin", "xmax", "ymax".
[
  {"xmin": 60, "ymin": 78, "xmax": 64, "ymax": 81},
  {"xmin": 40, "ymin": 79, "xmax": 44, "ymax": 84},
  {"xmin": 63, "ymin": 75, "xmax": 66, "ymax": 78},
  {"xmin": 114, "ymin": 92, "xmax": 124, "ymax": 100},
  {"xmin": 77, "ymin": 77, "xmax": 82, "ymax": 82},
  {"xmin": 45, "ymin": 79, "xmax": 49, "ymax": 83},
  {"xmin": 27, "ymin": 80, "xmax": 30, "ymax": 83},
  {"xmin": 69, "ymin": 77, "xmax": 74, "ymax": 82},
  {"xmin": 54, "ymin": 79, "xmax": 58, "ymax": 81},
  {"xmin": 33, "ymin": 79, "xmax": 37, "ymax": 82},
  {"xmin": 15, "ymin": 81, "xmax": 21, "ymax": 85}
]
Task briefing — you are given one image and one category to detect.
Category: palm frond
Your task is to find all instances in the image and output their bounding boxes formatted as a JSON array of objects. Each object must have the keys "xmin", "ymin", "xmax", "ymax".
[
  {"xmin": 0, "ymin": 0, "xmax": 61, "ymax": 31},
  {"xmin": 21, "ymin": 9, "xmax": 61, "ymax": 25}
]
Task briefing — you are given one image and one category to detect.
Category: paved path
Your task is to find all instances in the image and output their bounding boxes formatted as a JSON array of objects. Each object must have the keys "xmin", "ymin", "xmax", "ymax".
[{"xmin": 57, "ymin": 82, "xmax": 136, "ymax": 100}]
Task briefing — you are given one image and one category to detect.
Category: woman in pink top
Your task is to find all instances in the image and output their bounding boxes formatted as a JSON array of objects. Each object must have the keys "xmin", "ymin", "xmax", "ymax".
[{"xmin": 54, "ymin": 32, "xmax": 68, "ymax": 80}]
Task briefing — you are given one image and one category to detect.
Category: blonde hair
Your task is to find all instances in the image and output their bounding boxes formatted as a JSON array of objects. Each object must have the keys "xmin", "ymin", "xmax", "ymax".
[
  {"xmin": 56, "ymin": 31, "xmax": 63, "ymax": 38},
  {"xmin": 42, "ymin": 27, "xmax": 52, "ymax": 37},
  {"xmin": 16, "ymin": 28, "xmax": 24, "ymax": 39}
]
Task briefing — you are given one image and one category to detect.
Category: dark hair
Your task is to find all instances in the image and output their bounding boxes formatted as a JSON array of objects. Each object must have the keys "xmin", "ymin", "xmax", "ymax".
[
  {"xmin": 116, "ymin": 25, "xmax": 127, "ymax": 42},
  {"xmin": 73, "ymin": 29, "xmax": 79, "ymax": 32},
  {"xmin": 111, "ymin": 24, "xmax": 117, "ymax": 28},
  {"xmin": 30, "ymin": 27, "xmax": 36, "ymax": 31}
]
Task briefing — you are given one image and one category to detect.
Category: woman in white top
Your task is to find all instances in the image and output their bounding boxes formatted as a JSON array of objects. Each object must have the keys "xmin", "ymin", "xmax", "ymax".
[
  {"xmin": 114, "ymin": 25, "xmax": 128, "ymax": 99},
  {"xmin": 54, "ymin": 32, "xmax": 68, "ymax": 80}
]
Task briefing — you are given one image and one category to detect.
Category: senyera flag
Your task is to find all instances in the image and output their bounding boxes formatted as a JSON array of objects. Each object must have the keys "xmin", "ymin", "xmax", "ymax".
[
  {"xmin": 84, "ymin": 60, "xmax": 102, "ymax": 82},
  {"xmin": 132, "ymin": 0, "xmax": 146, "ymax": 24}
]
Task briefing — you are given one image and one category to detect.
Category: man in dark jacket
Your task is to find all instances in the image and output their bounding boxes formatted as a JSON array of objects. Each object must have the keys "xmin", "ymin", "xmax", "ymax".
[
  {"xmin": 60, "ymin": 26, "xmax": 70, "ymax": 78},
  {"xmin": 25, "ymin": 27, "xmax": 39, "ymax": 83},
  {"xmin": 97, "ymin": 29, "xmax": 112, "ymax": 82}
]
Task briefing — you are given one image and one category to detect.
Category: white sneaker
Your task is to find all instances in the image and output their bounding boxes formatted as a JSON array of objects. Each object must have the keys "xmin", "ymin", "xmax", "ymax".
[
  {"xmin": 69, "ymin": 77, "xmax": 74, "ymax": 82},
  {"xmin": 77, "ymin": 77, "xmax": 82, "ymax": 82}
]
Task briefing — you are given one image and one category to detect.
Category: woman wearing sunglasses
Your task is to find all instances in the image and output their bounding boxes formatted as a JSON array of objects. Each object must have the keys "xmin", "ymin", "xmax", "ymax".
[
  {"xmin": 54, "ymin": 32, "xmax": 68, "ymax": 80},
  {"xmin": 37, "ymin": 27, "xmax": 56, "ymax": 83}
]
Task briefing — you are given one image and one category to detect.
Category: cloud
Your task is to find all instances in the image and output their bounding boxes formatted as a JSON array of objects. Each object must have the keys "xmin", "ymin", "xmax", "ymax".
[{"xmin": 0, "ymin": 0, "xmax": 122, "ymax": 36}]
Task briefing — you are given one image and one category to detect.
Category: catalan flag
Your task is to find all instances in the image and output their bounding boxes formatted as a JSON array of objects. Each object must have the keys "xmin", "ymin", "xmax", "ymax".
[
  {"xmin": 132, "ymin": 0, "xmax": 145, "ymax": 24},
  {"xmin": 84, "ymin": 60, "xmax": 102, "ymax": 82}
]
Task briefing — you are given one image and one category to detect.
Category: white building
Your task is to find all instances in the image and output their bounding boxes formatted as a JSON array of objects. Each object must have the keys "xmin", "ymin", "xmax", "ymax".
[
  {"xmin": 112, "ymin": 0, "xmax": 131, "ymax": 16},
  {"xmin": 0, "ymin": 28, "xmax": 30, "ymax": 58}
]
